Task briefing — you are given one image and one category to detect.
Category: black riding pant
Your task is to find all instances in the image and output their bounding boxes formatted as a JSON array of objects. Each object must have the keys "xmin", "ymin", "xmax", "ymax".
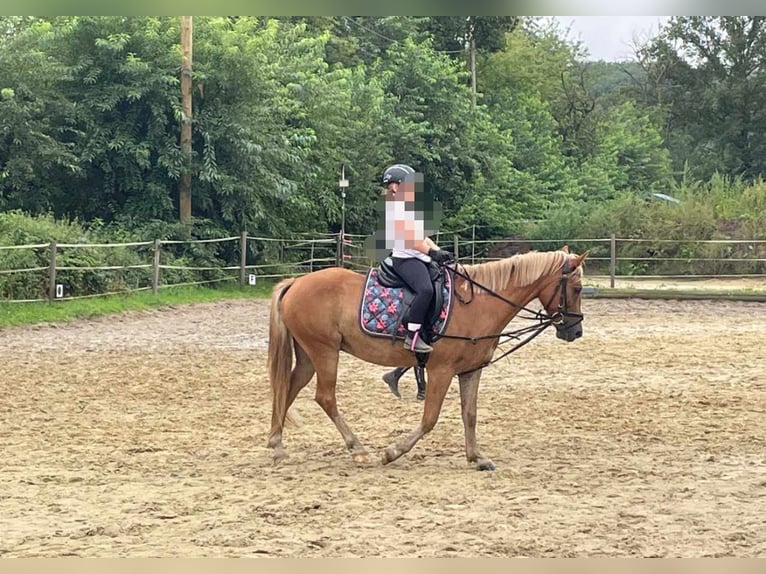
[{"xmin": 391, "ymin": 256, "xmax": 434, "ymax": 327}]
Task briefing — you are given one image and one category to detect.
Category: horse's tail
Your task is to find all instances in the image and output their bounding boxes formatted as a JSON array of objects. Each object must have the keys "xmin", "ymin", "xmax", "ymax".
[{"xmin": 268, "ymin": 278, "xmax": 297, "ymax": 428}]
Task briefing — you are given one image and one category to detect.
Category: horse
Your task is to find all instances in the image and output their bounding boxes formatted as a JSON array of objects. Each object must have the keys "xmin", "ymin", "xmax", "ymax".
[{"xmin": 267, "ymin": 246, "xmax": 587, "ymax": 470}]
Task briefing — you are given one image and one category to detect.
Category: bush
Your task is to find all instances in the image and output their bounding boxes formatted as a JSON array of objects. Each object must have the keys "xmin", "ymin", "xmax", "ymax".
[{"xmin": 0, "ymin": 213, "xmax": 240, "ymax": 300}]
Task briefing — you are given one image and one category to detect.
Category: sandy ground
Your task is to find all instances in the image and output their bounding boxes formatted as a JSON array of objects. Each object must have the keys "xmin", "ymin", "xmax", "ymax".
[
  {"xmin": 1, "ymin": 297, "xmax": 765, "ymax": 557},
  {"xmin": 587, "ymin": 275, "xmax": 766, "ymax": 292}
]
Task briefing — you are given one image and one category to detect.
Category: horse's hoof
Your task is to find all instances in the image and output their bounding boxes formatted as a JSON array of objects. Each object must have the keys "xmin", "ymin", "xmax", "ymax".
[
  {"xmin": 416, "ymin": 392, "xmax": 425, "ymax": 401},
  {"xmin": 272, "ymin": 447, "xmax": 288, "ymax": 464},
  {"xmin": 352, "ymin": 452, "xmax": 370, "ymax": 464},
  {"xmin": 266, "ymin": 434, "xmax": 281, "ymax": 449},
  {"xmin": 381, "ymin": 447, "xmax": 398, "ymax": 465},
  {"xmin": 477, "ymin": 460, "xmax": 496, "ymax": 471}
]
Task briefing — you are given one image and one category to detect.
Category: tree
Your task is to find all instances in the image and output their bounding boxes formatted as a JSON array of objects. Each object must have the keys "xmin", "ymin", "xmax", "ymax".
[
  {"xmin": 426, "ymin": 16, "xmax": 520, "ymax": 106},
  {"xmin": 639, "ymin": 17, "xmax": 766, "ymax": 181},
  {"xmin": 426, "ymin": 16, "xmax": 520, "ymax": 55},
  {"xmin": 0, "ymin": 19, "xmax": 81, "ymax": 213},
  {"xmin": 42, "ymin": 16, "xmax": 184, "ymax": 223},
  {"xmin": 371, "ymin": 36, "xmax": 537, "ymax": 235}
]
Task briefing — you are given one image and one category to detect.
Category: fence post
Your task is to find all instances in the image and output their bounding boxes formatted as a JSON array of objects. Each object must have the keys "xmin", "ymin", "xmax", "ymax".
[
  {"xmin": 152, "ymin": 239, "xmax": 161, "ymax": 295},
  {"xmin": 336, "ymin": 232, "xmax": 342, "ymax": 267},
  {"xmin": 239, "ymin": 231, "xmax": 247, "ymax": 289},
  {"xmin": 310, "ymin": 240, "xmax": 315, "ymax": 273},
  {"xmin": 48, "ymin": 241, "xmax": 57, "ymax": 301},
  {"xmin": 471, "ymin": 224, "xmax": 476, "ymax": 265},
  {"xmin": 453, "ymin": 234, "xmax": 459, "ymax": 260},
  {"xmin": 610, "ymin": 233, "xmax": 616, "ymax": 288}
]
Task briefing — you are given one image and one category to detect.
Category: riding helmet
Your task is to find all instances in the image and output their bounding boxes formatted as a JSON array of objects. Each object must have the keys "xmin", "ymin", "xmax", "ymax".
[{"xmin": 381, "ymin": 164, "xmax": 415, "ymax": 186}]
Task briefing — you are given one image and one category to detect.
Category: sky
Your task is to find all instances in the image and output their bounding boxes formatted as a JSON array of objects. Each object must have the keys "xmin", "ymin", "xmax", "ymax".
[{"xmin": 552, "ymin": 16, "xmax": 671, "ymax": 62}]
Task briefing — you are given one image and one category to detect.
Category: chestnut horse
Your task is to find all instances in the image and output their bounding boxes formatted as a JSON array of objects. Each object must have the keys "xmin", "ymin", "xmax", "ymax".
[{"xmin": 267, "ymin": 247, "xmax": 587, "ymax": 470}]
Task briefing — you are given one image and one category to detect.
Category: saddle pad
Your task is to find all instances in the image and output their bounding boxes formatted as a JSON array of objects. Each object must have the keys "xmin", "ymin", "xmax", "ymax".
[{"xmin": 359, "ymin": 268, "xmax": 452, "ymax": 339}]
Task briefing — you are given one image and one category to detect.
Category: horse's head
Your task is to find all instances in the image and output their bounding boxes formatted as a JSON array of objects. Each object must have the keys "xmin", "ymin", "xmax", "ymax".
[{"xmin": 537, "ymin": 246, "xmax": 588, "ymax": 342}]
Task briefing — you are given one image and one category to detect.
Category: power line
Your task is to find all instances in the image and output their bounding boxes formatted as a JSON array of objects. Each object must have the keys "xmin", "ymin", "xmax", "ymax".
[{"xmin": 341, "ymin": 16, "xmax": 467, "ymax": 54}]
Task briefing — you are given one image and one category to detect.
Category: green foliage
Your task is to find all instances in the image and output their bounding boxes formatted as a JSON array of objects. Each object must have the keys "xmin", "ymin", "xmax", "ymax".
[
  {"xmin": 370, "ymin": 36, "xmax": 530, "ymax": 237},
  {"xmin": 533, "ymin": 175, "xmax": 766, "ymax": 276},
  {"xmin": 0, "ymin": 211, "xmax": 149, "ymax": 299},
  {"xmin": 638, "ymin": 17, "xmax": 766, "ymax": 181},
  {"xmin": 584, "ymin": 101, "xmax": 672, "ymax": 199},
  {"xmin": 0, "ymin": 211, "xmax": 239, "ymax": 300},
  {"xmin": 1, "ymin": 14, "xmax": 766, "ymax": 260},
  {"xmin": 426, "ymin": 16, "xmax": 519, "ymax": 55},
  {"xmin": 0, "ymin": 19, "xmax": 82, "ymax": 212}
]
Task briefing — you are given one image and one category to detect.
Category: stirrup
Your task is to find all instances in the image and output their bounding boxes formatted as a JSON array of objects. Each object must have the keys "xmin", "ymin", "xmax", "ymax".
[{"xmin": 404, "ymin": 331, "xmax": 433, "ymax": 353}]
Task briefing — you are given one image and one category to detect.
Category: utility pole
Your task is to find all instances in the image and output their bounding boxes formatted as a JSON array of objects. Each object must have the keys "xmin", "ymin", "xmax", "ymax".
[
  {"xmin": 468, "ymin": 16, "xmax": 477, "ymax": 109},
  {"xmin": 179, "ymin": 16, "xmax": 193, "ymax": 223}
]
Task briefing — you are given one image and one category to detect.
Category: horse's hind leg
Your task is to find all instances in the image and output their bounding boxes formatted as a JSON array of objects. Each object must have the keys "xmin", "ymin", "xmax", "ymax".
[
  {"xmin": 311, "ymin": 347, "xmax": 369, "ymax": 463},
  {"xmin": 268, "ymin": 343, "xmax": 315, "ymax": 461},
  {"xmin": 284, "ymin": 343, "xmax": 315, "ymax": 413}
]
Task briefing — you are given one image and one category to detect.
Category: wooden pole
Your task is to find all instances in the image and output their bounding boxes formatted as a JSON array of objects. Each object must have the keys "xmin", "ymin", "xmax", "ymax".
[
  {"xmin": 610, "ymin": 233, "xmax": 616, "ymax": 288},
  {"xmin": 468, "ymin": 17, "xmax": 477, "ymax": 109},
  {"xmin": 310, "ymin": 240, "xmax": 315, "ymax": 273},
  {"xmin": 152, "ymin": 239, "xmax": 161, "ymax": 294},
  {"xmin": 179, "ymin": 16, "xmax": 193, "ymax": 223},
  {"xmin": 239, "ymin": 231, "xmax": 247, "ymax": 288},
  {"xmin": 48, "ymin": 241, "xmax": 57, "ymax": 301},
  {"xmin": 453, "ymin": 234, "xmax": 459, "ymax": 261}
]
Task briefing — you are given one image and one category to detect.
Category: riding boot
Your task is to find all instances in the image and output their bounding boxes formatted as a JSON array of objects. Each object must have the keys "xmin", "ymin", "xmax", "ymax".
[
  {"xmin": 382, "ymin": 367, "xmax": 408, "ymax": 398},
  {"xmin": 403, "ymin": 329, "xmax": 433, "ymax": 353}
]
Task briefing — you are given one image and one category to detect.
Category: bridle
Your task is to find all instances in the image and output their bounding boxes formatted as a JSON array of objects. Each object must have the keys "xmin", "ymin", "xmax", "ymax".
[
  {"xmin": 434, "ymin": 255, "xmax": 583, "ymax": 374},
  {"xmin": 540, "ymin": 256, "xmax": 584, "ymax": 327}
]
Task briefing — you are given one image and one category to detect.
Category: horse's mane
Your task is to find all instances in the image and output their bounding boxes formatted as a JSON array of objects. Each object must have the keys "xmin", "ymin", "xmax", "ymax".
[{"xmin": 459, "ymin": 250, "xmax": 574, "ymax": 293}]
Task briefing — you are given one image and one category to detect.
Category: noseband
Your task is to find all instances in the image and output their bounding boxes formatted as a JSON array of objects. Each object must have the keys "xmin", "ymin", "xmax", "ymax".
[
  {"xmin": 544, "ymin": 257, "xmax": 584, "ymax": 327},
  {"xmin": 432, "ymin": 255, "xmax": 583, "ymax": 374}
]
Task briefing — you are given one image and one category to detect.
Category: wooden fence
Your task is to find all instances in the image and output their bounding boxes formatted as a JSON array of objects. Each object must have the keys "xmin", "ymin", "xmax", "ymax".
[{"xmin": 2, "ymin": 230, "xmax": 766, "ymax": 303}]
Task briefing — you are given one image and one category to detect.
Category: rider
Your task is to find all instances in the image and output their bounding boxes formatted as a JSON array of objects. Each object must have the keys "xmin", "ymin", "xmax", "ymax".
[{"xmin": 381, "ymin": 164, "xmax": 454, "ymax": 354}]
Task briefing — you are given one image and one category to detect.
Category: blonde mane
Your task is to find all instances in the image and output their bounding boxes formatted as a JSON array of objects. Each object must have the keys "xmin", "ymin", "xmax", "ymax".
[{"xmin": 459, "ymin": 250, "xmax": 572, "ymax": 294}]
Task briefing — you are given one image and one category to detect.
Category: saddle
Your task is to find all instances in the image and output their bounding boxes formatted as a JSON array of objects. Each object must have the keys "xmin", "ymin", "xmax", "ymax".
[{"xmin": 359, "ymin": 257, "xmax": 453, "ymax": 344}]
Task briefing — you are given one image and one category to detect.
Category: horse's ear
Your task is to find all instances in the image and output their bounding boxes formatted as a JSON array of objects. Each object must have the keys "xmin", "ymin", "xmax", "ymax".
[
  {"xmin": 573, "ymin": 251, "xmax": 589, "ymax": 268},
  {"xmin": 560, "ymin": 245, "xmax": 570, "ymax": 254}
]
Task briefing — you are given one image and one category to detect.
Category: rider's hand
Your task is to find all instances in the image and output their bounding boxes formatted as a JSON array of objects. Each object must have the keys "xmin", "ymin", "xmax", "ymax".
[{"xmin": 428, "ymin": 248, "xmax": 454, "ymax": 265}]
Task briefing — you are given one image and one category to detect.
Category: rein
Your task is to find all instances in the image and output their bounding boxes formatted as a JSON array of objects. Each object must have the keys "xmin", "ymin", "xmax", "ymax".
[{"xmin": 434, "ymin": 257, "xmax": 582, "ymax": 375}]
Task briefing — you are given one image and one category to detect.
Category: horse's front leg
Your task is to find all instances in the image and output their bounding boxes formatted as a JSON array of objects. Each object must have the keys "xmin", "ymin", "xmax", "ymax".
[
  {"xmin": 458, "ymin": 369, "xmax": 496, "ymax": 471},
  {"xmin": 381, "ymin": 368, "xmax": 451, "ymax": 465}
]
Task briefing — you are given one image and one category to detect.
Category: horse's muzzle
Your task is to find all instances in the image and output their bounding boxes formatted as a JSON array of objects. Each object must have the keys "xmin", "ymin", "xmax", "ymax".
[{"xmin": 556, "ymin": 320, "xmax": 583, "ymax": 342}]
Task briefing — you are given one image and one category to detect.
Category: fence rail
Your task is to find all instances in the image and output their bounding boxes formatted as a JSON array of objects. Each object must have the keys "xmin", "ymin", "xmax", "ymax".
[{"xmin": 2, "ymin": 231, "xmax": 766, "ymax": 303}]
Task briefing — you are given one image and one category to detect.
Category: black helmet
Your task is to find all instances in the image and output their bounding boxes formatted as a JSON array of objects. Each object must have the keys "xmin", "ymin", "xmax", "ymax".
[{"xmin": 382, "ymin": 164, "xmax": 415, "ymax": 186}]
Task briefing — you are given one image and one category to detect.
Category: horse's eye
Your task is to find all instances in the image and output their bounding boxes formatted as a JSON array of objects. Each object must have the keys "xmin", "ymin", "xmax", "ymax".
[{"xmin": 573, "ymin": 287, "xmax": 582, "ymax": 295}]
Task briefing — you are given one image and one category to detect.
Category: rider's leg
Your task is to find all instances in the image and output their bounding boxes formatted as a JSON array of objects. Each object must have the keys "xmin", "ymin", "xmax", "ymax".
[{"xmin": 391, "ymin": 257, "xmax": 434, "ymax": 353}]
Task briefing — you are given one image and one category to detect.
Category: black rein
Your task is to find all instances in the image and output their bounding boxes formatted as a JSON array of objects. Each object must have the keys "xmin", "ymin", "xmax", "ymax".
[{"xmin": 435, "ymin": 257, "xmax": 582, "ymax": 374}]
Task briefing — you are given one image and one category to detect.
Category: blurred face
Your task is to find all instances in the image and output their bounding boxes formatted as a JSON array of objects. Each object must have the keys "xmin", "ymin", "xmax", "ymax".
[
  {"xmin": 382, "ymin": 173, "xmax": 421, "ymax": 203},
  {"xmin": 398, "ymin": 179, "xmax": 416, "ymax": 202}
]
